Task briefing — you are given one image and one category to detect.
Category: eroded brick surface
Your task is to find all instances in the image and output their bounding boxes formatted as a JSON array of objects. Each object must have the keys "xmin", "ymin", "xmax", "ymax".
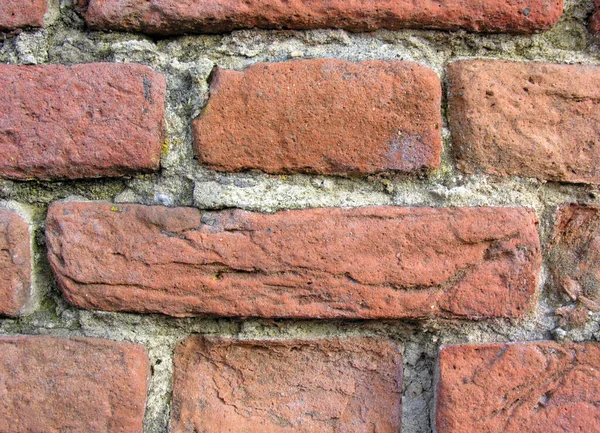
[
  {"xmin": 0, "ymin": 0, "xmax": 47, "ymax": 31},
  {"xmin": 436, "ymin": 342, "xmax": 600, "ymax": 433},
  {"xmin": 78, "ymin": 0, "xmax": 563, "ymax": 35},
  {"xmin": 0, "ymin": 63, "xmax": 165, "ymax": 180},
  {"xmin": 590, "ymin": 0, "xmax": 600, "ymax": 33},
  {"xmin": 449, "ymin": 60, "xmax": 600, "ymax": 183},
  {"xmin": 0, "ymin": 335, "xmax": 150, "ymax": 433},
  {"xmin": 171, "ymin": 337, "xmax": 402, "ymax": 433},
  {"xmin": 46, "ymin": 202, "xmax": 541, "ymax": 319},
  {"xmin": 194, "ymin": 59, "xmax": 441, "ymax": 175},
  {"xmin": 0, "ymin": 209, "xmax": 31, "ymax": 317},
  {"xmin": 549, "ymin": 204, "xmax": 600, "ymax": 312}
]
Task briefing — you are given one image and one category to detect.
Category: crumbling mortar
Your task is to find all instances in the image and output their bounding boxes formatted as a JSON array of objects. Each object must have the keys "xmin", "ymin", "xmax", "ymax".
[{"xmin": 0, "ymin": 0, "xmax": 599, "ymax": 431}]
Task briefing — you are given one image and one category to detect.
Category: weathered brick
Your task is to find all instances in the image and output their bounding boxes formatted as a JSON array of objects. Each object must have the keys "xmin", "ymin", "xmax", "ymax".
[
  {"xmin": 0, "ymin": 0, "xmax": 48, "ymax": 31},
  {"xmin": 0, "ymin": 209, "xmax": 31, "ymax": 317},
  {"xmin": 171, "ymin": 337, "xmax": 402, "ymax": 433},
  {"xmin": 0, "ymin": 335, "xmax": 149, "ymax": 433},
  {"xmin": 77, "ymin": 0, "xmax": 563, "ymax": 35},
  {"xmin": 46, "ymin": 202, "xmax": 541, "ymax": 319},
  {"xmin": 436, "ymin": 342, "xmax": 600, "ymax": 433},
  {"xmin": 0, "ymin": 63, "xmax": 165, "ymax": 180},
  {"xmin": 549, "ymin": 204, "xmax": 600, "ymax": 312},
  {"xmin": 195, "ymin": 59, "xmax": 441, "ymax": 175},
  {"xmin": 449, "ymin": 60, "xmax": 600, "ymax": 183},
  {"xmin": 591, "ymin": 0, "xmax": 600, "ymax": 33}
]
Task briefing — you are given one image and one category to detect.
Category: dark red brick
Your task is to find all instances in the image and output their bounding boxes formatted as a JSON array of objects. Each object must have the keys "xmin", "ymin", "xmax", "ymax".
[
  {"xmin": 591, "ymin": 0, "xmax": 600, "ymax": 34},
  {"xmin": 78, "ymin": 0, "xmax": 563, "ymax": 35},
  {"xmin": 449, "ymin": 60, "xmax": 600, "ymax": 184},
  {"xmin": 0, "ymin": 63, "xmax": 165, "ymax": 180},
  {"xmin": 0, "ymin": 335, "xmax": 149, "ymax": 432},
  {"xmin": 0, "ymin": 209, "xmax": 31, "ymax": 317},
  {"xmin": 171, "ymin": 337, "xmax": 402, "ymax": 433},
  {"xmin": 436, "ymin": 342, "xmax": 600, "ymax": 433},
  {"xmin": 194, "ymin": 59, "xmax": 441, "ymax": 175},
  {"xmin": 0, "ymin": 0, "xmax": 48, "ymax": 31},
  {"xmin": 46, "ymin": 202, "xmax": 541, "ymax": 319}
]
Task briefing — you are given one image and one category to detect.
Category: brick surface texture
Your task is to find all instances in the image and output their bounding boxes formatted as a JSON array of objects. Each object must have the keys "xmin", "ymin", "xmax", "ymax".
[
  {"xmin": 591, "ymin": 0, "xmax": 600, "ymax": 33},
  {"xmin": 46, "ymin": 202, "xmax": 541, "ymax": 319},
  {"xmin": 170, "ymin": 337, "xmax": 402, "ymax": 433},
  {"xmin": 449, "ymin": 60, "xmax": 600, "ymax": 183},
  {"xmin": 0, "ymin": 209, "xmax": 31, "ymax": 317},
  {"xmin": 0, "ymin": 63, "xmax": 165, "ymax": 180},
  {"xmin": 194, "ymin": 59, "xmax": 442, "ymax": 175},
  {"xmin": 0, "ymin": 0, "xmax": 48, "ymax": 31},
  {"xmin": 0, "ymin": 209, "xmax": 31, "ymax": 316},
  {"xmin": 3, "ymin": 0, "xmax": 600, "ymax": 430},
  {"xmin": 0, "ymin": 335, "xmax": 149, "ymax": 433},
  {"xmin": 78, "ymin": 0, "xmax": 563, "ymax": 35},
  {"xmin": 436, "ymin": 342, "xmax": 600, "ymax": 433},
  {"xmin": 549, "ymin": 204, "xmax": 600, "ymax": 312}
]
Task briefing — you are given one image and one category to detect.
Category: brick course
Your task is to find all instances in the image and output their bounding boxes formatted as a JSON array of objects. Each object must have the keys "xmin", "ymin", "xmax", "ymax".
[
  {"xmin": 0, "ymin": 63, "xmax": 165, "ymax": 180},
  {"xmin": 171, "ymin": 337, "xmax": 402, "ymax": 433},
  {"xmin": 0, "ymin": 209, "xmax": 31, "ymax": 317},
  {"xmin": 436, "ymin": 342, "xmax": 600, "ymax": 433},
  {"xmin": 0, "ymin": 0, "xmax": 48, "ymax": 31},
  {"xmin": 449, "ymin": 60, "xmax": 600, "ymax": 184},
  {"xmin": 77, "ymin": 0, "xmax": 563, "ymax": 35},
  {"xmin": 0, "ymin": 335, "xmax": 149, "ymax": 433},
  {"xmin": 46, "ymin": 202, "xmax": 540, "ymax": 319},
  {"xmin": 194, "ymin": 59, "xmax": 442, "ymax": 175}
]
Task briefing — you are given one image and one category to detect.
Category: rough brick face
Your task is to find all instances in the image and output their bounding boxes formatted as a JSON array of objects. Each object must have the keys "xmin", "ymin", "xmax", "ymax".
[
  {"xmin": 0, "ymin": 63, "xmax": 165, "ymax": 180},
  {"xmin": 448, "ymin": 60, "xmax": 600, "ymax": 184},
  {"xmin": 0, "ymin": 209, "xmax": 31, "ymax": 317},
  {"xmin": 591, "ymin": 0, "xmax": 600, "ymax": 33},
  {"xmin": 436, "ymin": 342, "xmax": 600, "ymax": 433},
  {"xmin": 195, "ymin": 59, "xmax": 441, "ymax": 175},
  {"xmin": 171, "ymin": 337, "xmax": 402, "ymax": 433},
  {"xmin": 78, "ymin": 0, "xmax": 563, "ymax": 35},
  {"xmin": 0, "ymin": 0, "xmax": 48, "ymax": 31},
  {"xmin": 46, "ymin": 202, "xmax": 541, "ymax": 319},
  {"xmin": 549, "ymin": 204, "xmax": 600, "ymax": 312},
  {"xmin": 0, "ymin": 335, "xmax": 149, "ymax": 433}
]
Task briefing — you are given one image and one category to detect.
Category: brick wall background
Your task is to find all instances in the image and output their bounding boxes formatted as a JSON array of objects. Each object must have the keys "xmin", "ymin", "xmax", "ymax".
[{"xmin": 1, "ymin": 0, "xmax": 600, "ymax": 431}]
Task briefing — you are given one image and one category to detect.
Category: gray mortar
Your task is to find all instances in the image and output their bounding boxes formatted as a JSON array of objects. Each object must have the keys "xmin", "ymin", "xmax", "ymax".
[{"xmin": 1, "ymin": 0, "xmax": 600, "ymax": 431}]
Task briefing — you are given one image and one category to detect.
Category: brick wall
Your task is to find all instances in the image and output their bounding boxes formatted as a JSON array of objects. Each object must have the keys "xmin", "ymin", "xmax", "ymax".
[{"xmin": 1, "ymin": 0, "xmax": 599, "ymax": 432}]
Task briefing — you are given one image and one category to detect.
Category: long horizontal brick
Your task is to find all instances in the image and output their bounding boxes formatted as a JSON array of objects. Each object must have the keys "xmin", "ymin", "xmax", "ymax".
[
  {"xmin": 194, "ymin": 59, "xmax": 442, "ymax": 175},
  {"xmin": 171, "ymin": 337, "xmax": 402, "ymax": 433},
  {"xmin": 549, "ymin": 204, "xmax": 600, "ymax": 312},
  {"xmin": 77, "ymin": 0, "xmax": 563, "ymax": 35},
  {"xmin": 0, "ymin": 335, "xmax": 149, "ymax": 432},
  {"xmin": 436, "ymin": 342, "xmax": 600, "ymax": 432},
  {"xmin": 449, "ymin": 60, "xmax": 600, "ymax": 184},
  {"xmin": 46, "ymin": 202, "xmax": 541, "ymax": 319},
  {"xmin": 0, "ymin": 63, "xmax": 165, "ymax": 180},
  {"xmin": 0, "ymin": 209, "xmax": 31, "ymax": 317},
  {"xmin": 0, "ymin": 0, "xmax": 48, "ymax": 31}
]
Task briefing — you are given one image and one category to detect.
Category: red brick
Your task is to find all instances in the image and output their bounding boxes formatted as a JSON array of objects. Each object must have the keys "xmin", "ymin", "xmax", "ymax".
[
  {"xmin": 591, "ymin": 0, "xmax": 600, "ymax": 33},
  {"xmin": 0, "ymin": 63, "xmax": 165, "ymax": 180},
  {"xmin": 0, "ymin": 335, "xmax": 149, "ymax": 432},
  {"xmin": 194, "ymin": 59, "xmax": 441, "ymax": 175},
  {"xmin": 0, "ymin": 209, "xmax": 31, "ymax": 317},
  {"xmin": 77, "ymin": 0, "xmax": 563, "ymax": 35},
  {"xmin": 549, "ymin": 204, "xmax": 600, "ymax": 311},
  {"xmin": 171, "ymin": 337, "xmax": 402, "ymax": 433},
  {"xmin": 436, "ymin": 342, "xmax": 600, "ymax": 433},
  {"xmin": 46, "ymin": 202, "xmax": 541, "ymax": 319},
  {"xmin": 0, "ymin": 0, "xmax": 48, "ymax": 31},
  {"xmin": 448, "ymin": 60, "xmax": 600, "ymax": 184}
]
